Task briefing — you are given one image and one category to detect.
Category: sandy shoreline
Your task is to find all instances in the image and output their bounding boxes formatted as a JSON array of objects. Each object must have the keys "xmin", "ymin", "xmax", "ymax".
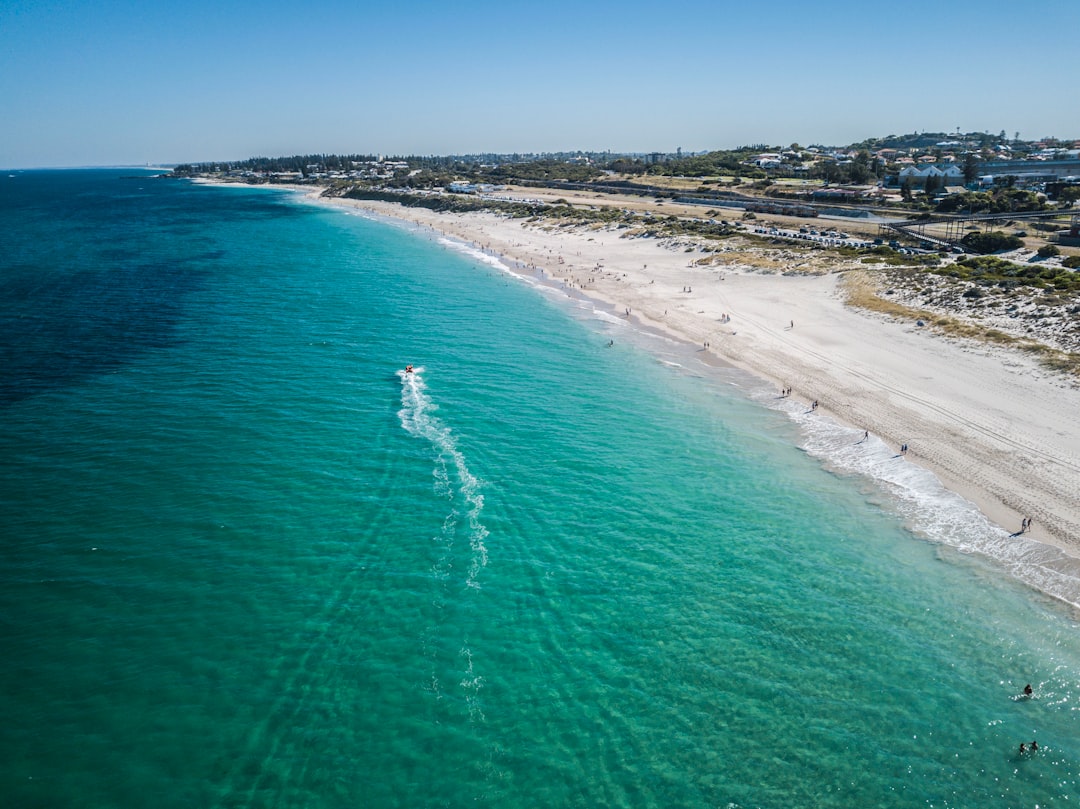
[{"xmin": 265, "ymin": 182, "xmax": 1080, "ymax": 600}]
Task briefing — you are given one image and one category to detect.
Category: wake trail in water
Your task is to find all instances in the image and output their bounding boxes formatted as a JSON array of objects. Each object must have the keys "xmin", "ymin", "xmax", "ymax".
[
  {"xmin": 397, "ymin": 366, "xmax": 489, "ymax": 588},
  {"xmin": 398, "ymin": 366, "xmax": 490, "ymax": 721}
]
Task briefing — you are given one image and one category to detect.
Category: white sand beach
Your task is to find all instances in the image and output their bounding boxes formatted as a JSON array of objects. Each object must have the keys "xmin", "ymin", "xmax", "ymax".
[
  {"xmin": 310, "ymin": 190, "xmax": 1080, "ymax": 594},
  {"xmin": 324, "ymin": 197, "xmax": 1075, "ymax": 542}
]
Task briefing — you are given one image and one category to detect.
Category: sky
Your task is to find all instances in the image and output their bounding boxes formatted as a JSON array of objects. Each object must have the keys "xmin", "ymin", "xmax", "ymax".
[{"xmin": 2, "ymin": 0, "xmax": 1078, "ymax": 168}]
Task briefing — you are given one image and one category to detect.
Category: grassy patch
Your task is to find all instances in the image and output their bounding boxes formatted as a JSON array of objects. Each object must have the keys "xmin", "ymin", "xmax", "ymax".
[{"xmin": 934, "ymin": 255, "xmax": 1080, "ymax": 292}]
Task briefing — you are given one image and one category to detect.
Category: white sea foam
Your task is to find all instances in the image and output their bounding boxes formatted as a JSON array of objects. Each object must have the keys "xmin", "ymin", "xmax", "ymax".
[
  {"xmin": 590, "ymin": 308, "xmax": 627, "ymax": 326},
  {"xmin": 436, "ymin": 237, "xmax": 505, "ymax": 271},
  {"xmin": 434, "ymin": 234, "xmax": 600, "ymax": 307},
  {"xmin": 398, "ymin": 367, "xmax": 489, "ymax": 589},
  {"xmin": 459, "ymin": 645, "xmax": 485, "ymax": 722},
  {"xmin": 761, "ymin": 390, "xmax": 1080, "ymax": 609}
]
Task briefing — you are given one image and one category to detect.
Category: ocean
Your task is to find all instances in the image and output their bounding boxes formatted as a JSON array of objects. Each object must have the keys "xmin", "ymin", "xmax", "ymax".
[{"xmin": 1, "ymin": 169, "xmax": 1078, "ymax": 808}]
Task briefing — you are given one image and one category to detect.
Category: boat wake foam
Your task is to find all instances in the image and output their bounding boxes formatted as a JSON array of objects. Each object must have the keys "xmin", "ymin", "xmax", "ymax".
[{"xmin": 398, "ymin": 367, "xmax": 489, "ymax": 590}]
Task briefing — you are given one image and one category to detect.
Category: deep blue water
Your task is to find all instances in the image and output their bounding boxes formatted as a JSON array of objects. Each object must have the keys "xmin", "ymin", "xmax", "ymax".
[{"xmin": 2, "ymin": 169, "xmax": 1079, "ymax": 808}]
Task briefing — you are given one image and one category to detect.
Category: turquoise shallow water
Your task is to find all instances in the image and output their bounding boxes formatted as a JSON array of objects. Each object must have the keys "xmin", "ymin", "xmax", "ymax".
[{"xmin": 2, "ymin": 170, "xmax": 1079, "ymax": 808}]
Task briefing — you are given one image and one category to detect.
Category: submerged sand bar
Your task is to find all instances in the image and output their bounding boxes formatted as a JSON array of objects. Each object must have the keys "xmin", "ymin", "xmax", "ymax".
[{"xmin": 308, "ymin": 190, "xmax": 1080, "ymax": 597}]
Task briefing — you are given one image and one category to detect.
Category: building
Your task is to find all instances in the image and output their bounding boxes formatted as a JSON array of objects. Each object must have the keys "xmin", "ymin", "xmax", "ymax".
[
  {"xmin": 896, "ymin": 164, "xmax": 964, "ymax": 188},
  {"xmin": 978, "ymin": 158, "xmax": 1080, "ymax": 184}
]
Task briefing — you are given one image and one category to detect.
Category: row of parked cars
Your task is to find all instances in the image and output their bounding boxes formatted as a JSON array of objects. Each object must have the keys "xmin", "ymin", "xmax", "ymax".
[
  {"xmin": 751, "ymin": 226, "xmax": 947, "ymax": 255},
  {"xmin": 751, "ymin": 225, "xmax": 876, "ymax": 250}
]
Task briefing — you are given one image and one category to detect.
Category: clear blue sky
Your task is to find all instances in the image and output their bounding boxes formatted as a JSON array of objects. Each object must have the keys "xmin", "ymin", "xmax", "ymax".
[{"xmin": 2, "ymin": 0, "xmax": 1077, "ymax": 168}]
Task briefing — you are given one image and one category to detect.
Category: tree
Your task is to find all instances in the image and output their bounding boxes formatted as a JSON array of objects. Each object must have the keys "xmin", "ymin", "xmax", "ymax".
[
  {"xmin": 961, "ymin": 230, "xmax": 1023, "ymax": 254},
  {"xmin": 821, "ymin": 161, "xmax": 844, "ymax": 184},
  {"xmin": 1058, "ymin": 186, "xmax": 1080, "ymax": 207},
  {"xmin": 849, "ymin": 151, "xmax": 872, "ymax": 184},
  {"xmin": 962, "ymin": 152, "xmax": 980, "ymax": 184}
]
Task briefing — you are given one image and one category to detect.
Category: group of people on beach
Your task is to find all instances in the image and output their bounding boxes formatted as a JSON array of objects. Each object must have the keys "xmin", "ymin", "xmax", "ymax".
[
  {"xmin": 775, "ymin": 389, "xmax": 921, "ymax": 458},
  {"xmin": 777, "ymin": 387, "xmax": 816, "ymax": 413}
]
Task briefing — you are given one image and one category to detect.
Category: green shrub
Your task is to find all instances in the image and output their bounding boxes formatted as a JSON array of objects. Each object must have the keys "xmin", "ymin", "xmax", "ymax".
[{"xmin": 961, "ymin": 230, "xmax": 1023, "ymax": 254}]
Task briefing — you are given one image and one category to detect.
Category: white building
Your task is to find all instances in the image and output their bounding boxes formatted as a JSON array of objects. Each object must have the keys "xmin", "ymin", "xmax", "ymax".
[{"xmin": 897, "ymin": 164, "xmax": 964, "ymax": 188}]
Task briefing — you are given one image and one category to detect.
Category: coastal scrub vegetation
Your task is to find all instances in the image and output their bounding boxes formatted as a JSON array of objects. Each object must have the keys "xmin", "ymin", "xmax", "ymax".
[
  {"xmin": 959, "ymin": 230, "xmax": 1024, "ymax": 254},
  {"xmin": 936, "ymin": 255, "xmax": 1080, "ymax": 292},
  {"xmin": 336, "ymin": 188, "xmax": 633, "ymax": 226},
  {"xmin": 646, "ymin": 149, "xmax": 767, "ymax": 179},
  {"xmin": 858, "ymin": 247, "xmax": 942, "ymax": 268},
  {"xmin": 934, "ymin": 188, "xmax": 1049, "ymax": 215},
  {"xmin": 173, "ymin": 154, "xmax": 381, "ymax": 176},
  {"xmin": 332, "ymin": 189, "xmax": 742, "ymax": 240},
  {"xmin": 337, "ymin": 188, "xmax": 540, "ymax": 217}
]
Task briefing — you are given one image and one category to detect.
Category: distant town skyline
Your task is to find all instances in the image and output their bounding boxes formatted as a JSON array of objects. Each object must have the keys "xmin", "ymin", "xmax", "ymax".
[{"xmin": 2, "ymin": 0, "xmax": 1078, "ymax": 169}]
